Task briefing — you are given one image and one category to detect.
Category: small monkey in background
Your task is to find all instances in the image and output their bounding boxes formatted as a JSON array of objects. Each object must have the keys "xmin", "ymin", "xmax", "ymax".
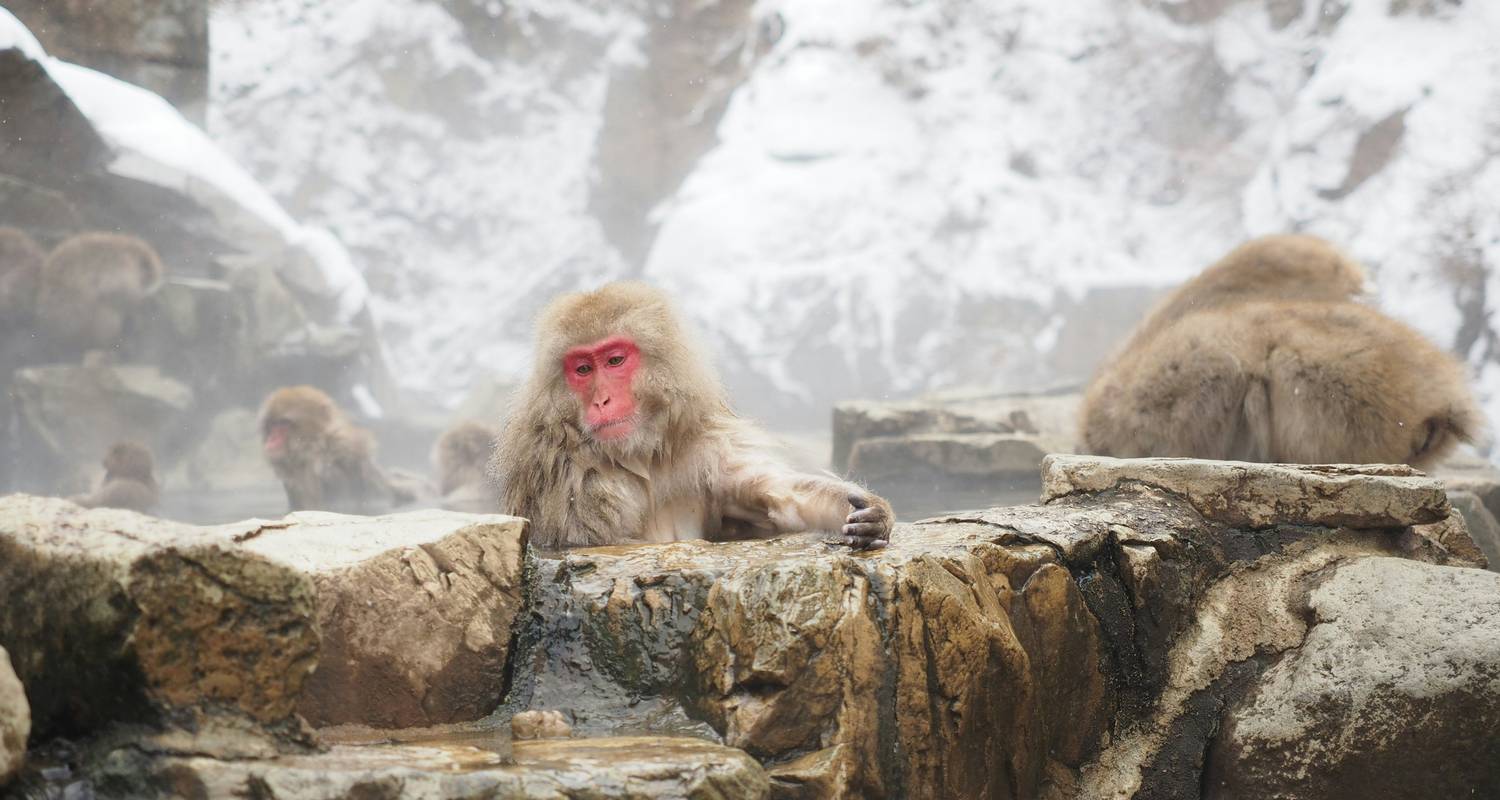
[
  {"xmin": 259, "ymin": 385, "xmax": 412, "ymax": 514},
  {"xmin": 433, "ymin": 420, "xmax": 500, "ymax": 513},
  {"xmin": 35, "ymin": 232, "xmax": 165, "ymax": 355},
  {"xmin": 494, "ymin": 282, "xmax": 894, "ymax": 549},
  {"xmin": 71, "ymin": 441, "xmax": 160, "ymax": 514},
  {"xmin": 0, "ymin": 227, "xmax": 44, "ymax": 331},
  {"xmin": 1081, "ymin": 235, "xmax": 1480, "ymax": 468}
]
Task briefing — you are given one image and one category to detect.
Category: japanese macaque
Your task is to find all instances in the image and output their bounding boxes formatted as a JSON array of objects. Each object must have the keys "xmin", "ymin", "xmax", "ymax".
[
  {"xmin": 35, "ymin": 232, "xmax": 165, "ymax": 354},
  {"xmin": 259, "ymin": 385, "xmax": 412, "ymax": 514},
  {"xmin": 433, "ymin": 420, "xmax": 500, "ymax": 513},
  {"xmin": 1125, "ymin": 233, "xmax": 1368, "ymax": 347},
  {"xmin": 0, "ymin": 227, "xmax": 44, "ymax": 330},
  {"xmin": 493, "ymin": 282, "xmax": 894, "ymax": 550},
  {"xmin": 70, "ymin": 441, "xmax": 160, "ymax": 514},
  {"xmin": 1081, "ymin": 236, "xmax": 1481, "ymax": 468}
]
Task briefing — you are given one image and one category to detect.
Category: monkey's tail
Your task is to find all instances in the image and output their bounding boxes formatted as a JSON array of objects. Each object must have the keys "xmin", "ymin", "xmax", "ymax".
[
  {"xmin": 1414, "ymin": 404, "xmax": 1487, "ymax": 467},
  {"xmin": 132, "ymin": 239, "xmax": 167, "ymax": 295}
]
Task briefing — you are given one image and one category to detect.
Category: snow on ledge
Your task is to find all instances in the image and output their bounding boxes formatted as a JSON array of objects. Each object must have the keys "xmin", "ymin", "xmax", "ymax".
[{"xmin": 0, "ymin": 9, "xmax": 369, "ymax": 325}]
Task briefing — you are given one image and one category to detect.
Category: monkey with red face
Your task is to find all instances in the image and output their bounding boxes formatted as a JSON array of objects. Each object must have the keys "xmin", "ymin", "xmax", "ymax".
[{"xmin": 494, "ymin": 282, "xmax": 894, "ymax": 549}]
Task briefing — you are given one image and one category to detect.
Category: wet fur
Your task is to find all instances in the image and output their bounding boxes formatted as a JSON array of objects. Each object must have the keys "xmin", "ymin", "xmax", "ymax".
[
  {"xmin": 259, "ymin": 385, "xmax": 409, "ymax": 514},
  {"xmin": 493, "ymin": 282, "xmax": 893, "ymax": 549},
  {"xmin": 71, "ymin": 441, "xmax": 159, "ymax": 513},
  {"xmin": 36, "ymin": 232, "xmax": 166, "ymax": 354},
  {"xmin": 1081, "ymin": 235, "xmax": 1481, "ymax": 468},
  {"xmin": 433, "ymin": 420, "xmax": 500, "ymax": 513}
]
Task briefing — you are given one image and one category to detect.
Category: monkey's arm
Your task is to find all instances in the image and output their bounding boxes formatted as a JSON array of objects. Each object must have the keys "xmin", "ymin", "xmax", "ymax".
[{"xmin": 720, "ymin": 446, "xmax": 894, "ymax": 550}]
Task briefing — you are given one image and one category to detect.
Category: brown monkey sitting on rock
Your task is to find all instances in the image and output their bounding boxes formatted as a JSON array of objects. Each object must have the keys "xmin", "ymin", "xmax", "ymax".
[
  {"xmin": 1081, "ymin": 234, "xmax": 1481, "ymax": 468},
  {"xmin": 70, "ymin": 441, "xmax": 160, "ymax": 514},
  {"xmin": 433, "ymin": 420, "xmax": 500, "ymax": 513},
  {"xmin": 35, "ymin": 232, "xmax": 165, "ymax": 357},
  {"xmin": 259, "ymin": 386, "xmax": 412, "ymax": 514},
  {"xmin": 494, "ymin": 281, "xmax": 895, "ymax": 549}
]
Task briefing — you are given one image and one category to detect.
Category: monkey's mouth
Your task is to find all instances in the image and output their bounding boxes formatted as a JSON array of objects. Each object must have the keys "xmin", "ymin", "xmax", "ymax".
[{"xmin": 589, "ymin": 417, "xmax": 636, "ymax": 440}]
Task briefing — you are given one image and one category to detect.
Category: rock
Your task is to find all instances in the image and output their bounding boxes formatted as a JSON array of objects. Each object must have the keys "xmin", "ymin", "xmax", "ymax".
[
  {"xmin": 512, "ymin": 527, "xmax": 1111, "ymax": 799},
  {"xmin": 10, "ymin": 363, "xmax": 195, "ymax": 487},
  {"xmin": 0, "ymin": 646, "xmax": 28, "ymax": 786},
  {"xmin": 235, "ymin": 510, "xmax": 528, "ymax": 729},
  {"xmin": 0, "ymin": 495, "xmax": 317, "ymax": 746},
  {"xmin": 1205, "ymin": 557, "xmax": 1500, "ymax": 799},
  {"xmin": 833, "ymin": 391, "xmax": 1079, "ymax": 474},
  {"xmin": 1041, "ymin": 454, "xmax": 1451, "ymax": 530},
  {"xmin": 511, "ymin": 709, "xmax": 572, "ymax": 740},
  {"xmin": 3, "ymin": 0, "xmax": 207, "ymax": 123},
  {"xmin": 848, "ymin": 432, "xmax": 1062, "ymax": 483},
  {"xmin": 1446, "ymin": 490, "xmax": 1500, "ymax": 569},
  {"xmin": 164, "ymin": 407, "xmax": 279, "ymax": 494},
  {"xmin": 91, "ymin": 736, "xmax": 770, "ymax": 800}
]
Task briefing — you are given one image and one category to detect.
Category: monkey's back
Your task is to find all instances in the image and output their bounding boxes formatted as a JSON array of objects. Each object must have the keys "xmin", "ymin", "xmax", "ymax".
[{"xmin": 1082, "ymin": 299, "xmax": 1480, "ymax": 468}]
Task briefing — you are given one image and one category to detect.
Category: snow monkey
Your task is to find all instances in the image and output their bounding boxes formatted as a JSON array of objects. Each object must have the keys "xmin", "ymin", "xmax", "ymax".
[
  {"xmin": 1080, "ymin": 235, "xmax": 1481, "ymax": 468},
  {"xmin": 1121, "ymin": 233, "xmax": 1369, "ymax": 348},
  {"xmin": 433, "ymin": 420, "xmax": 500, "ymax": 513},
  {"xmin": 35, "ymin": 232, "xmax": 166, "ymax": 355},
  {"xmin": 259, "ymin": 385, "xmax": 411, "ymax": 514},
  {"xmin": 70, "ymin": 441, "xmax": 160, "ymax": 514},
  {"xmin": 494, "ymin": 282, "xmax": 895, "ymax": 549},
  {"xmin": 0, "ymin": 226, "xmax": 44, "ymax": 331}
]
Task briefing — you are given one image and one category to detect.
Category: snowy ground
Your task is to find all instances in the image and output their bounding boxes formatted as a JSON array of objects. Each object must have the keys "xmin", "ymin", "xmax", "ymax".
[{"xmin": 211, "ymin": 0, "xmax": 1500, "ymax": 438}]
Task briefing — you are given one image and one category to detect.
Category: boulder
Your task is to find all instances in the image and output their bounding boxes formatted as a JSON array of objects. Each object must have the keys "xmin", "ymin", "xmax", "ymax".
[
  {"xmin": 0, "ymin": 645, "xmax": 27, "ymax": 786},
  {"xmin": 236, "ymin": 509, "xmax": 528, "ymax": 729},
  {"xmin": 1204, "ymin": 557, "xmax": 1500, "ymax": 799},
  {"xmin": 1041, "ymin": 455, "xmax": 1450, "ymax": 529},
  {"xmin": 1446, "ymin": 490, "xmax": 1500, "ymax": 569},
  {"xmin": 91, "ymin": 736, "xmax": 770, "ymax": 800},
  {"xmin": 9, "ymin": 363, "xmax": 195, "ymax": 487},
  {"xmin": 0, "ymin": 495, "xmax": 316, "ymax": 747},
  {"xmin": 848, "ymin": 432, "xmax": 1062, "ymax": 483},
  {"xmin": 833, "ymin": 391, "xmax": 1079, "ymax": 474},
  {"xmin": 0, "ymin": 496, "xmax": 528, "ymax": 748},
  {"xmin": 163, "ymin": 407, "xmax": 279, "ymax": 495}
]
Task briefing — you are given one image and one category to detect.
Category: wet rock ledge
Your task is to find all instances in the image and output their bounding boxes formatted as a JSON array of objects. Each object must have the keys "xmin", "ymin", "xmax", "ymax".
[{"xmin": 2, "ymin": 456, "xmax": 1500, "ymax": 799}]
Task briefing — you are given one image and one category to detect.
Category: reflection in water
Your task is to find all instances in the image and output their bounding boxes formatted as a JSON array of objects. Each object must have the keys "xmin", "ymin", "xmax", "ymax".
[{"xmin": 157, "ymin": 485, "xmax": 289, "ymax": 526}]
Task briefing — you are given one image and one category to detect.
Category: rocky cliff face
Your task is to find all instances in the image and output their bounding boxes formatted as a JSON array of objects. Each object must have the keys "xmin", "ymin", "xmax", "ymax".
[
  {"xmin": 2, "ymin": 456, "xmax": 1497, "ymax": 798},
  {"xmin": 212, "ymin": 0, "xmax": 1500, "ymax": 432}
]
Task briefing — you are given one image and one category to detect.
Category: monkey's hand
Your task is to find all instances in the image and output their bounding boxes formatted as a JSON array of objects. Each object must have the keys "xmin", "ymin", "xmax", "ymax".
[{"xmin": 841, "ymin": 491, "xmax": 893, "ymax": 550}]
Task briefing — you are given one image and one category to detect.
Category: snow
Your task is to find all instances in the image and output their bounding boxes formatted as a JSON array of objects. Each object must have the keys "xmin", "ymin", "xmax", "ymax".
[
  {"xmin": 0, "ymin": 8, "xmax": 371, "ymax": 327},
  {"xmin": 211, "ymin": 0, "xmax": 1500, "ymax": 436},
  {"xmin": 0, "ymin": 8, "xmax": 45, "ymax": 61}
]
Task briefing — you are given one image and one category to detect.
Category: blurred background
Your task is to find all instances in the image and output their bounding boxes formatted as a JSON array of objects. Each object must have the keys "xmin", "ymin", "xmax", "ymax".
[{"xmin": 1, "ymin": 0, "xmax": 1497, "ymax": 521}]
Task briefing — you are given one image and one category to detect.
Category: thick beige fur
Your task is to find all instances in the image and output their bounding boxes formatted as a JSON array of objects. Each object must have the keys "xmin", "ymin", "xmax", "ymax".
[
  {"xmin": 493, "ymin": 282, "xmax": 893, "ymax": 549},
  {"xmin": 1081, "ymin": 235, "xmax": 1481, "ymax": 468}
]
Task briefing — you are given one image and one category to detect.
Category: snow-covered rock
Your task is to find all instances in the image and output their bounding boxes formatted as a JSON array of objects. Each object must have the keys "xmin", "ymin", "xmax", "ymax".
[{"xmin": 211, "ymin": 0, "xmax": 1500, "ymax": 436}]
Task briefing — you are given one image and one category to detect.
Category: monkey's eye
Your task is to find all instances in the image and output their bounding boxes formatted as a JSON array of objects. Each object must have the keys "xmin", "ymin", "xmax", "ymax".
[
  {"xmin": 606, "ymin": 355, "xmax": 626, "ymax": 367},
  {"xmin": 575, "ymin": 364, "xmax": 593, "ymax": 376}
]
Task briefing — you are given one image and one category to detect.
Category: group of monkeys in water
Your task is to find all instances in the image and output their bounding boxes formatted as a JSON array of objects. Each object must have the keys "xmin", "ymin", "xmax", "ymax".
[{"xmin": 8, "ymin": 228, "xmax": 1480, "ymax": 552}]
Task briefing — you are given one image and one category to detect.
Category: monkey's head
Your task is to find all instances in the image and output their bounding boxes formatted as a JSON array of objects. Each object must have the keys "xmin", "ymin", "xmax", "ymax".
[
  {"xmin": 259, "ymin": 385, "xmax": 338, "ymax": 464},
  {"xmin": 103, "ymin": 441, "xmax": 155, "ymax": 483},
  {"xmin": 1217, "ymin": 234, "xmax": 1369, "ymax": 302},
  {"xmin": 434, "ymin": 420, "xmax": 498, "ymax": 493},
  {"xmin": 530, "ymin": 282, "xmax": 723, "ymax": 458}
]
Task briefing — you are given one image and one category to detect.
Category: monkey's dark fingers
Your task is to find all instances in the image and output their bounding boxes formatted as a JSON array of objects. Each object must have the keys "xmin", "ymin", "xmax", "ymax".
[
  {"xmin": 840, "ymin": 534, "xmax": 889, "ymax": 550},
  {"xmin": 843, "ymin": 522, "xmax": 886, "ymax": 538},
  {"xmin": 847, "ymin": 506, "xmax": 885, "ymax": 524},
  {"xmin": 847, "ymin": 491, "xmax": 871, "ymax": 510}
]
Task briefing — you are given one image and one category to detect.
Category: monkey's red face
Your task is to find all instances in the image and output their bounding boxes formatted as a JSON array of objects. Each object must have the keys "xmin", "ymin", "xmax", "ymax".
[{"xmin": 563, "ymin": 336, "xmax": 641, "ymax": 441}]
